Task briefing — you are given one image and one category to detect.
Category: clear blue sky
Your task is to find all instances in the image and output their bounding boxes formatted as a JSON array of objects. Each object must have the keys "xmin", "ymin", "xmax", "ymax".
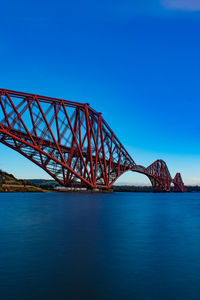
[{"xmin": 0, "ymin": 0, "xmax": 200, "ymax": 185}]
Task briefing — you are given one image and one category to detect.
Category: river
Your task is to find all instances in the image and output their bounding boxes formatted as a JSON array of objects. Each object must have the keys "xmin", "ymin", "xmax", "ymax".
[{"xmin": 0, "ymin": 192, "xmax": 200, "ymax": 299}]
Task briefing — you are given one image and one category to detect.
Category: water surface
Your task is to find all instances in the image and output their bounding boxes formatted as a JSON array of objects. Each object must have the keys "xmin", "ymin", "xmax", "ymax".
[{"xmin": 0, "ymin": 192, "xmax": 200, "ymax": 300}]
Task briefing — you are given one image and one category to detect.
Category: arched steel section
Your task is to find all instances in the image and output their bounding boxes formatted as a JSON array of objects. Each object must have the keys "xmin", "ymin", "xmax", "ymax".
[
  {"xmin": 0, "ymin": 88, "xmax": 135, "ymax": 188},
  {"xmin": 108, "ymin": 161, "xmax": 173, "ymax": 192},
  {"xmin": 0, "ymin": 89, "xmax": 184, "ymax": 192},
  {"xmin": 145, "ymin": 160, "xmax": 172, "ymax": 192}
]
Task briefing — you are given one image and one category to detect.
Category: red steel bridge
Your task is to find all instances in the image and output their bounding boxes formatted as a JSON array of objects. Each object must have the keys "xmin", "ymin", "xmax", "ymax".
[{"xmin": 0, "ymin": 89, "xmax": 184, "ymax": 192}]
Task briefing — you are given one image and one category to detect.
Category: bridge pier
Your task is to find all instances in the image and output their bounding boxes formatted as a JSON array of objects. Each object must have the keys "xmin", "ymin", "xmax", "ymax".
[{"xmin": 148, "ymin": 177, "xmax": 171, "ymax": 193}]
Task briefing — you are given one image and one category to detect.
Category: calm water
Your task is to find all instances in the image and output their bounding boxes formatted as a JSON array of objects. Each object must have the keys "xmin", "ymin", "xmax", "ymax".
[{"xmin": 0, "ymin": 192, "xmax": 200, "ymax": 300}]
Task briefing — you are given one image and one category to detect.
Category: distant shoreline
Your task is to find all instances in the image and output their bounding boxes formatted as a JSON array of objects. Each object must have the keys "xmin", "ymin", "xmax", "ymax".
[{"xmin": 0, "ymin": 173, "xmax": 199, "ymax": 193}]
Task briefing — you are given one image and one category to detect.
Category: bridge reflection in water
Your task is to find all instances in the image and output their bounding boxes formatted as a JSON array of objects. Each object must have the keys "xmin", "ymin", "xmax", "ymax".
[{"xmin": 0, "ymin": 89, "xmax": 184, "ymax": 192}]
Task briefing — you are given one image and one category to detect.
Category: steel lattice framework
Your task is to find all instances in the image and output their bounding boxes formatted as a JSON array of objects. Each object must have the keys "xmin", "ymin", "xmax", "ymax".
[{"xmin": 0, "ymin": 89, "xmax": 184, "ymax": 192}]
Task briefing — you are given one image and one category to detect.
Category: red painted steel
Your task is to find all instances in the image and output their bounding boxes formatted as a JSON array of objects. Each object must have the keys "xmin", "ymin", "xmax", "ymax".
[
  {"xmin": 0, "ymin": 88, "xmax": 184, "ymax": 192},
  {"xmin": 173, "ymin": 173, "xmax": 184, "ymax": 192}
]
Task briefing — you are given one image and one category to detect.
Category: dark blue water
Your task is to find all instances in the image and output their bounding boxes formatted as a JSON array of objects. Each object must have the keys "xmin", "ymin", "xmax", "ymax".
[{"xmin": 0, "ymin": 192, "xmax": 200, "ymax": 300}]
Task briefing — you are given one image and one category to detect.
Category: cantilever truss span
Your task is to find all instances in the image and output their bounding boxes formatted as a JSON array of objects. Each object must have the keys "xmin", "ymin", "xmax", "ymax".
[{"xmin": 0, "ymin": 89, "xmax": 184, "ymax": 192}]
